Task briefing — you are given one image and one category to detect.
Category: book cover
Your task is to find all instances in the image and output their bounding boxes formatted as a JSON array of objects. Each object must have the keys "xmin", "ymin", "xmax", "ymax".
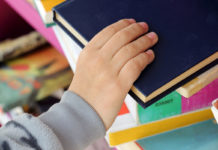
[
  {"xmin": 0, "ymin": 45, "xmax": 73, "ymax": 111},
  {"xmin": 138, "ymin": 91, "xmax": 181, "ymax": 124},
  {"xmin": 53, "ymin": 0, "xmax": 218, "ymax": 108}
]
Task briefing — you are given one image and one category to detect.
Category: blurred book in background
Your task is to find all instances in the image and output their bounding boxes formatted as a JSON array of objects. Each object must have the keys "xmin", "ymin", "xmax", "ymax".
[
  {"xmin": 0, "ymin": 31, "xmax": 47, "ymax": 62},
  {"xmin": 0, "ymin": 45, "xmax": 73, "ymax": 111}
]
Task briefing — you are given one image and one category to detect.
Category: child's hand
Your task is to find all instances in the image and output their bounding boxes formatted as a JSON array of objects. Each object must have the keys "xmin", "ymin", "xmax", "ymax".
[{"xmin": 69, "ymin": 19, "xmax": 158, "ymax": 130}]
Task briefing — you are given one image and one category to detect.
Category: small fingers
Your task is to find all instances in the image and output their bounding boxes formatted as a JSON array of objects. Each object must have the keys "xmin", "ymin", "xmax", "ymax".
[
  {"xmin": 112, "ymin": 32, "xmax": 158, "ymax": 72},
  {"xmin": 87, "ymin": 19, "xmax": 136, "ymax": 49},
  {"xmin": 100, "ymin": 22, "xmax": 149, "ymax": 58}
]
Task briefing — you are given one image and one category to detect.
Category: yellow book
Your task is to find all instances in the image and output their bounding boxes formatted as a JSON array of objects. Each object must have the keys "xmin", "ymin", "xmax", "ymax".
[
  {"xmin": 176, "ymin": 65, "xmax": 218, "ymax": 98},
  {"xmin": 108, "ymin": 108, "xmax": 213, "ymax": 146},
  {"xmin": 34, "ymin": 0, "xmax": 65, "ymax": 26}
]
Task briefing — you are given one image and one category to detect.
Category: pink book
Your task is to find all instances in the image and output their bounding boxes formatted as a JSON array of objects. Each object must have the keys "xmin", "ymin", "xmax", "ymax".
[
  {"xmin": 4, "ymin": 0, "xmax": 63, "ymax": 54},
  {"xmin": 182, "ymin": 79, "xmax": 218, "ymax": 113}
]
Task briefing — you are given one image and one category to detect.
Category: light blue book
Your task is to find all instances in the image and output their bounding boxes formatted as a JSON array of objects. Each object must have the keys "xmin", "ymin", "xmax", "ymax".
[{"xmin": 137, "ymin": 120, "xmax": 218, "ymax": 150}]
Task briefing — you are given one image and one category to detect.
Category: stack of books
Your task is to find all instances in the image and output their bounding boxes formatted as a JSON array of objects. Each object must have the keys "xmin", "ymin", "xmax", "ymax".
[{"xmin": 5, "ymin": 0, "xmax": 218, "ymax": 149}]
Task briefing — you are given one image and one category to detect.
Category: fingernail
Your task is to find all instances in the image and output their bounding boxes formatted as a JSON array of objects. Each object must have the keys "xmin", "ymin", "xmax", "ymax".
[
  {"xmin": 146, "ymin": 50, "xmax": 155, "ymax": 62},
  {"xmin": 138, "ymin": 22, "xmax": 148, "ymax": 29},
  {"xmin": 127, "ymin": 18, "xmax": 136, "ymax": 23},
  {"xmin": 146, "ymin": 32, "xmax": 157, "ymax": 41},
  {"xmin": 146, "ymin": 50, "xmax": 154, "ymax": 56}
]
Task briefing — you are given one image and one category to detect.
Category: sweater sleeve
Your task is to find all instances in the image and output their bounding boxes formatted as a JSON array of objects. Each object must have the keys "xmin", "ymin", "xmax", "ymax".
[{"xmin": 0, "ymin": 91, "xmax": 106, "ymax": 150}]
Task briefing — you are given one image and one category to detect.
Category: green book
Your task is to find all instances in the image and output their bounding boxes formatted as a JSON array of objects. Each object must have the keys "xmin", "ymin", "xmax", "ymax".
[{"xmin": 138, "ymin": 91, "xmax": 181, "ymax": 123}]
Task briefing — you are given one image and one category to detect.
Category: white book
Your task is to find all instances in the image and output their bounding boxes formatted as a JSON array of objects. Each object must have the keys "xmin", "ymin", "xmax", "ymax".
[
  {"xmin": 53, "ymin": 25, "xmax": 82, "ymax": 72},
  {"xmin": 211, "ymin": 98, "xmax": 218, "ymax": 124}
]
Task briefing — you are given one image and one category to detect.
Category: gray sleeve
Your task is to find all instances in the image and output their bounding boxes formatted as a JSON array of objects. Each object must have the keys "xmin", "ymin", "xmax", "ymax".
[{"xmin": 0, "ymin": 91, "xmax": 106, "ymax": 150}]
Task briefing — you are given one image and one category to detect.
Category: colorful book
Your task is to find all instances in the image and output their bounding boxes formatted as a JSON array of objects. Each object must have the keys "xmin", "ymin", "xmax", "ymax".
[
  {"xmin": 53, "ymin": 0, "xmax": 218, "ymax": 108},
  {"xmin": 34, "ymin": 0, "xmax": 65, "ymax": 27},
  {"xmin": 182, "ymin": 78, "xmax": 218, "ymax": 113},
  {"xmin": 108, "ymin": 107, "xmax": 213, "ymax": 146},
  {"xmin": 117, "ymin": 120, "xmax": 218, "ymax": 150},
  {"xmin": 4, "ymin": 0, "xmax": 63, "ymax": 53},
  {"xmin": 0, "ymin": 45, "xmax": 73, "ymax": 111},
  {"xmin": 177, "ymin": 65, "xmax": 218, "ymax": 98},
  {"xmin": 138, "ymin": 91, "xmax": 181, "ymax": 124}
]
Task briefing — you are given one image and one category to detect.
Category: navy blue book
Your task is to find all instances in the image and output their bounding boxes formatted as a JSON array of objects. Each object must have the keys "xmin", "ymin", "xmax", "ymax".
[{"xmin": 53, "ymin": 0, "xmax": 218, "ymax": 108}]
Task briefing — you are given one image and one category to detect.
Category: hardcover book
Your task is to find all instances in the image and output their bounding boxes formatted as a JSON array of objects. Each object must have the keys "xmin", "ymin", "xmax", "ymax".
[{"xmin": 54, "ymin": 0, "xmax": 218, "ymax": 107}]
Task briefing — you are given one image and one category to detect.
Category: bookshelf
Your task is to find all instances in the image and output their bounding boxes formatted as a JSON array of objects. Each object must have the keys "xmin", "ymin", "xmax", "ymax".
[
  {"xmin": 4, "ymin": 0, "xmax": 218, "ymax": 150},
  {"xmin": 4, "ymin": 0, "xmax": 63, "ymax": 54}
]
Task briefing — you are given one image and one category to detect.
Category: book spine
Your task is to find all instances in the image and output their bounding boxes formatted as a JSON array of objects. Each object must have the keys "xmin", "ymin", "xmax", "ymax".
[
  {"xmin": 176, "ymin": 65, "xmax": 218, "ymax": 98},
  {"xmin": 181, "ymin": 78, "xmax": 218, "ymax": 113}
]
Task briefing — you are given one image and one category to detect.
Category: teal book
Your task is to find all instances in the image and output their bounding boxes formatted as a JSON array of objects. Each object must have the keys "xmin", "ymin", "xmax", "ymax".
[
  {"xmin": 138, "ymin": 91, "xmax": 181, "ymax": 124},
  {"xmin": 136, "ymin": 120, "xmax": 218, "ymax": 150}
]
